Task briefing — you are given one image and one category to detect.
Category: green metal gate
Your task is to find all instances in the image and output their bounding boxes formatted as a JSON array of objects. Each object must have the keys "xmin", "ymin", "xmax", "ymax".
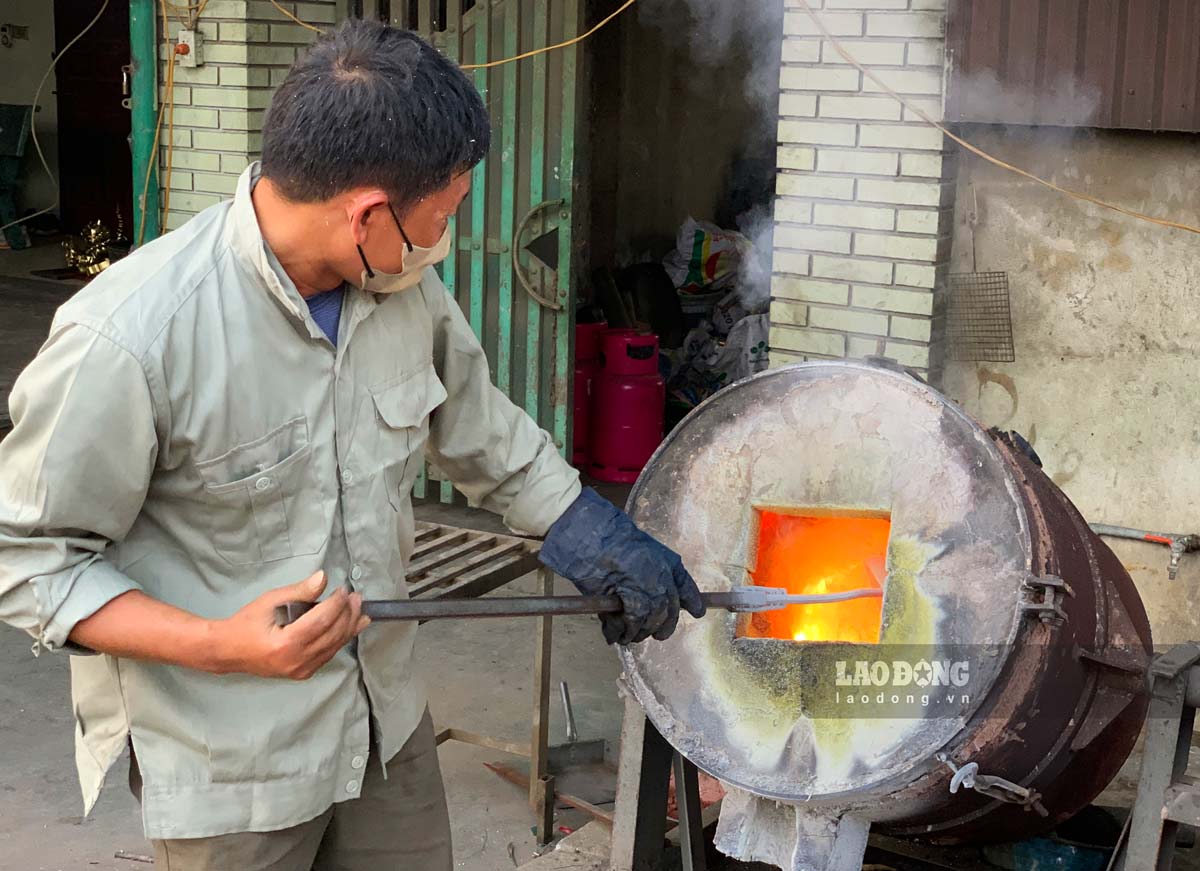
[{"xmin": 397, "ymin": 0, "xmax": 583, "ymax": 503}]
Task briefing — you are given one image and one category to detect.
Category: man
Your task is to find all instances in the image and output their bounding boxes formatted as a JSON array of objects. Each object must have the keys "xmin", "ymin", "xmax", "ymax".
[{"xmin": 0, "ymin": 20, "xmax": 703, "ymax": 871}]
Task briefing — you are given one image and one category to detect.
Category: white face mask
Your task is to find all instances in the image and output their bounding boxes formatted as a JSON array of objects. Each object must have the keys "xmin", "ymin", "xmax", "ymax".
[{"xmin": 357, "ymin": 214, "xmax": 452, "ymax": 294}]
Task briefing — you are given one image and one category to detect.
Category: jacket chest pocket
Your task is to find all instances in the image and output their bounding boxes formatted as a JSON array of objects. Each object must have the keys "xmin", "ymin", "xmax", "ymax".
[
  {"xmin": 194, "ymin": 417, "xmax": 327, "ymax": 566},
  {"xmin": 370, "ymin": 366, "xmax": 448, "ymax": 511}
]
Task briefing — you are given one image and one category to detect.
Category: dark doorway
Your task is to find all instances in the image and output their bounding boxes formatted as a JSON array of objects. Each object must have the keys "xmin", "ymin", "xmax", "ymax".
[{"xmin": 53, "ymin": 0, "xmax": 132, "ymax": 238}]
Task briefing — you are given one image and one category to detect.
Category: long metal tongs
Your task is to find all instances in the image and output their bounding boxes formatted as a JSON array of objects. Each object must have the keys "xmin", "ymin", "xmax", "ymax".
[{"xmin": 276, "ymin": 586, "xmax": 882, "ymax": 625}]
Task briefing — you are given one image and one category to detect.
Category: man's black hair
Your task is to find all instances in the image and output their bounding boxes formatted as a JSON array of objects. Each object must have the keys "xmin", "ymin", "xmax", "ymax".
[{"xmin": 261, "ymin": 19, "xmax": 490, "ymax": 210}]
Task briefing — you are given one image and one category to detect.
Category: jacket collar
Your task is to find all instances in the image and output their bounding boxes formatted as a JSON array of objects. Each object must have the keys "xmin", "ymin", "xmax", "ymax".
[
  {"xmin": 225, "ymin": 162, "xmax": 385, "ymax": 348},
  {"xmin": 225, "ymin": 162, "xmax": 310, "ymax": 323}
]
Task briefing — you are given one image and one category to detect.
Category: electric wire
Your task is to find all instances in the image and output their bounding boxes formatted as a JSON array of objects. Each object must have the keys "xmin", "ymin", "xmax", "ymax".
[
  {"xmin": 265, "ymin": 0, "xmax": 640, "ymax": 69},
  {"xmin": 461, "ymin": 0, "xmax": 638, "ymax": 70},
  {"xmin": 270, "ymin": 0, "xmax": 322, "ymax": 34},
  {"xmin": 797, "ymin": 0, "xmax": 1200, "ymax": 236}
]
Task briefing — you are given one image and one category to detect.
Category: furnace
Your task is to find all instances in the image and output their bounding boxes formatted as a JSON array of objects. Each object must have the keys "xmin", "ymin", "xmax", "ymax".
[{"xmin": 616, "ymin": 360, "xmax": 1151, "ymax": 871}]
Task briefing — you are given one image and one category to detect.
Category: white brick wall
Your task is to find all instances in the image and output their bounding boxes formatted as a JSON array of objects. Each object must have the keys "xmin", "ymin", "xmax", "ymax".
[
  {"xmin": 157, "ymin": 2, "xmax": 338, "ymax": 231},
  {"xmin": 769, "ymin": 0, "xmax": 953, "ymax": 375}
]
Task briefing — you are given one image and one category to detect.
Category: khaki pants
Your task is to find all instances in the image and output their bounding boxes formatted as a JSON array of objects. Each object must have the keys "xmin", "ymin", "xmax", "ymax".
[{"xmin": 130, "ymin": 710, "xmax": 452, "ymax": 871}]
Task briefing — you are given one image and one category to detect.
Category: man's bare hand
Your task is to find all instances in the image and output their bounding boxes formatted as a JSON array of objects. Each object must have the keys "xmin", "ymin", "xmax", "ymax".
[{"xmin": 212, "ymin": 572, "xmax": 369, "ymax": 679}]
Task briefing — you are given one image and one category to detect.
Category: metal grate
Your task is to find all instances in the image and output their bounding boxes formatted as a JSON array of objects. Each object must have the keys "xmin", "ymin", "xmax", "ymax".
[
  {"xmin": 947, "ymin": 271, "xmax": 1014, "ymax": 362},
  {"xmin": 406, "ymin": 522, "xmax": 542, "ymax": 601}
]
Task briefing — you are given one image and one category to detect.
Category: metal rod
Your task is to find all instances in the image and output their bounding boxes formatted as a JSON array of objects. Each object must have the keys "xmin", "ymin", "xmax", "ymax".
[
  {"xmin": 434, "ymin": 727, "xmax": 531, "ymax": 759},
  {"xmin": 356, "ymin": 589, "xmax": 881, "ymax": 621},
  {"xmin": 531, "ymin": 566, "xmax": 555, "ymax": 845},
  {"xmin": 484, "ymin": 761, "xmax": 615, "ymax": 826},
  {"xmin": 362, "ymin": 594, "xmax": 621, "ymax": 621},
  {"xmin": 278, "ymin": 587, "xmax": 885, "ymax": 626},
  {"xmin": 560, "ymin": 681, "xmax": 578, "ymax": 744},
  {"xmin": 1092, "ymin": 523, "xmax": 1200, "ymax": 580},
  {"xmin": 673, "ymin": 752, "xmax": 708, "ymax": 871},
  {"xmin": 1092, "ymin": 523, "xmax": 1195, "ymax": 545}
]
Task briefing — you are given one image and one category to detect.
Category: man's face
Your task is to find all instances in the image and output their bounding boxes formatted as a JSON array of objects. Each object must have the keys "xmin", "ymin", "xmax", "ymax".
[
  {"xmin": 401, "ymin": 171, "xmax": 472, "ymax": 248},
  {"xmin": 355, "ymin": 171, "xmax": 471, "ymax": 277}
]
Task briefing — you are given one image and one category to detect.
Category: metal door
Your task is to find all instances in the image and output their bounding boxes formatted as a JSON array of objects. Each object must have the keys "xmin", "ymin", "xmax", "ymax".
[{"xmin": 395, "ymin": 0, "xmax": 582, "ymax": 503}]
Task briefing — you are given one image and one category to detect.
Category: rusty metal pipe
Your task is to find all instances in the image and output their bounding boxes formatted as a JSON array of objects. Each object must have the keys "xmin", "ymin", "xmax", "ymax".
[{"xmin": 1091, "ymin": 523, "xmax": 1200, "ymax": 580}]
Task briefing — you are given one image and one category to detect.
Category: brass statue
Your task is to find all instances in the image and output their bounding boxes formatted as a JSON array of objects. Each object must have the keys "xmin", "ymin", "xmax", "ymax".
[{"xmin": 63, "ymin": 220, "xmax": 114, "ymax": 276}]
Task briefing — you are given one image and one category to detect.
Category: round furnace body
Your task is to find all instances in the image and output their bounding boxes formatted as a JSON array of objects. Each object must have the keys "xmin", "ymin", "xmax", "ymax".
[{"xmin": 619, "ymin": 361, "xmax": 1151, "ymax": 853}]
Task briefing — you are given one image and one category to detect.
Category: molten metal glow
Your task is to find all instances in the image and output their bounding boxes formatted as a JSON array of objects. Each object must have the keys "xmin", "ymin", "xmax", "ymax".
[{"xmin": 741, "ymin": 511, "xmax": 890, "ymax": 643}]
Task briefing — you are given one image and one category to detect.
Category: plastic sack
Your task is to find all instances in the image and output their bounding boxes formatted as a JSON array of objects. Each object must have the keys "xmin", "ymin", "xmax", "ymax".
[
  {"xmin": 662, "ymin": 217, "xmax": 751, "ymax": 295},
  {"xmin": 710, "ymin": 288, "xmax": 769, "ymax": 339},
  {"xmin": 667, "ymin": 314, "xmax": 769, "ymax": 408}
]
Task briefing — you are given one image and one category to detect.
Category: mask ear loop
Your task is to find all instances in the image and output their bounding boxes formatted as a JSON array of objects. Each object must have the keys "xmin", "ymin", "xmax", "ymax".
[
  {"xmin": 355, "ymin": 205, "xmax": 377, "ymax": 278},
  {"xmin": 356, "ymin": 245, "xmax": 375, "ymax": 279},
  {"xmin": 387, "ymin": 203, "xmax": 415, "ymax": 253}
]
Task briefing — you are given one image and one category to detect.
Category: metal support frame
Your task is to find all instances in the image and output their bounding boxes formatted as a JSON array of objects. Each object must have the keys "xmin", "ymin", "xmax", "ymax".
[
  {"xmin": 610, "ymin": 693, "xmax": 707, "ymax": 871},
  {"xmin": 419, "ymin": 525, "xmax": 555, "ymax": 841},
  {"xmin": 420, "ymin": 527, "xmax": 604, "ymax": 846},
  {"xmin": 1115, "ymin": 643, "xmax": 1200, "ymax": 871},
  {"xmin": 531, "ymin": 565, "xmax": 556, "ymax": 843}
]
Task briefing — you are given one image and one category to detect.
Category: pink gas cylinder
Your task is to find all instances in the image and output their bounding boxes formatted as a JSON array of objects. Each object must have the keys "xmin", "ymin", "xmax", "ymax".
[
  {"xmin": 588, "ymin": 331, "xmax": 665, "ymax": 484},
  {"xmin": 573, "ymin": 321, "xmax": 608, "ymax": 467}
]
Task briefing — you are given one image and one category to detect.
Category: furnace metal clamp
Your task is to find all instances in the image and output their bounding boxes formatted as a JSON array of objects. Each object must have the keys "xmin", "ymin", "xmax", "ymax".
[{"xmin": 937, "ymin": 753, "xmax": 1049, "ymax": 817}]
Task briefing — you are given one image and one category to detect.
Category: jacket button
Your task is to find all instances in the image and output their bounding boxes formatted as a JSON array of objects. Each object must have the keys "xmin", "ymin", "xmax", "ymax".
[
  {"xmin": 341, "ymin": 469, "xmax": 354, "ymax": 485},
  {"xmin": 351, "ymin": 755, "xmax": 365, "ymax": 769},
  {"xmin": 351, "ymin": 566, "xmax": 363, "ymax": 581},
  {"xmin": 346, "ymin": 780, "xmax": 360, "ymax": 793},
  {"xmin": 255, "ymin": 476, "xmax": 271, "ymax": 491}
]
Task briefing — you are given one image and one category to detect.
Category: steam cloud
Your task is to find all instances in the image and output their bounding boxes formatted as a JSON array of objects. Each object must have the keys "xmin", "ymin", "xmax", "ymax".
[{"xmin": 635, "ymin": 0, "xmax": 785, "ymax": 313}]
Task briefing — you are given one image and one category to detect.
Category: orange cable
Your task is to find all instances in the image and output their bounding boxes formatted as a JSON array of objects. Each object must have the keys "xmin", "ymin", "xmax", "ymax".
[
  {"xmin": 270, "ymin": 0, "xmax": 323, "ymax": 34},
  {"xmin": 260, "ymin": 0, "xmax": 638, "ymax": 69},
  {"xmin": 461, "ymin": 0, "xmax": 637, "ymax": 70},
  {"xmin": 161, "ymin": 48, "xmax": 178, "ymax": 226}
]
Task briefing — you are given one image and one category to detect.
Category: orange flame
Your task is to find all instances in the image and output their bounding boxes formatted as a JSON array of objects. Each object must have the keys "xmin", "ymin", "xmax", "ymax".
[{"xmin": 741, "ymin": 511, "xmax": 889, "ymax": 644}]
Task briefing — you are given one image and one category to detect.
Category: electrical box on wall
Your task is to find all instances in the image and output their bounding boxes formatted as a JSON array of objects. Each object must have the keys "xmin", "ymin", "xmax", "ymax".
[
  {"xmin": 0, "ymin": 23, "xmax": 31, "ymax": 48},
  {"xmin": 177, "ymin": 29, "xmax": 203, "ymax": 67}
]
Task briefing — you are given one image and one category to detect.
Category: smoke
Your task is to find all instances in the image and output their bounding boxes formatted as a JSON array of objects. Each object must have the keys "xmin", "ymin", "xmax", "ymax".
[
  {"xmin": 634, "ymin": 0, "xmax": 785, "ymax": 148},
  {"xmin": 949, "ymin": 70, "xmax": 1103, "ymax": 277},
  {"xmin": 952, "ymin": 70, "xmax": 1101, "ymax": 129},
  {"xmin": 634, "ymin": 0, "xmax": 783, "ymax": 313},
  {"xmin": 735, "ymin": 204, "xmax": 774, "ymax": 314}
]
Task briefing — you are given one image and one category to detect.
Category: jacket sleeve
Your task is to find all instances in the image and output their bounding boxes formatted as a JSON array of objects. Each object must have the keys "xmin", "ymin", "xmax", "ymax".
[
  {"xmin": 423, "ymin": 272, "xmax": 581, "ymax": 536},
  {"xmin": 0, "ymin": 323, "xmax": 157, "ymax": 652}
]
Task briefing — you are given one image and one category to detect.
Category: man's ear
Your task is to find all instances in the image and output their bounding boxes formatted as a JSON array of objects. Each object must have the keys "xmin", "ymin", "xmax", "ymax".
[{"xmin": 345, "ymin": 189, "xmax": 390, "ymax": 247}]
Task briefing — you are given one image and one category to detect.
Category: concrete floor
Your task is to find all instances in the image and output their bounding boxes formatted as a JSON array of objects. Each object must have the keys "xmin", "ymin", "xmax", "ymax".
[{"xmin": 0, "ymin": 552, "xmax": 624, "ymax": 871}]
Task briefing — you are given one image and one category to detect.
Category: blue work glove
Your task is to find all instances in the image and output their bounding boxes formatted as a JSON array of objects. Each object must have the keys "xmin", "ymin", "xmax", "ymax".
[{"xmin": 540, "ymin": 488, "xmax": 706, "ymax": 645}]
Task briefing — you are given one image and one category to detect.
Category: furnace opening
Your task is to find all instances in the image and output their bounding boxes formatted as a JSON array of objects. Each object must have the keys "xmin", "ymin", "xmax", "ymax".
[{"xmin": 738, "ymin": 510, "xmax": 890, "ymax": 643}]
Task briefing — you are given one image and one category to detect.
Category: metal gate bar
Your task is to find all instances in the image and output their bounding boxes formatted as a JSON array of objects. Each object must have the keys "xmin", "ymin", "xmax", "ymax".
[
  {"xmin": 525, "ymin": 0, "xmax": 549, "ymax": 421},
  {"xmin": 409, "ymin": 0, "xmax": 581, "ymax": 506},
  {"xmin": 497, "ymin": 0, "xmax": 519, "ymax": 397},
  {"xmin": 552, "ymin": 0, "xmax": 579, "ymax": 451}
]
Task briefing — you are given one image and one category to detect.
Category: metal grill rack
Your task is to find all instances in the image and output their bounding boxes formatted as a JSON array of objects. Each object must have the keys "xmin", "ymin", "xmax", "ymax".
[
  {"xmin": 409, "ymin": 521, "xmax": 544, "ymax": 602},
  {"xmin": 947, "ymin": 271, "xmax": 1015, "ymax": 362}
]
